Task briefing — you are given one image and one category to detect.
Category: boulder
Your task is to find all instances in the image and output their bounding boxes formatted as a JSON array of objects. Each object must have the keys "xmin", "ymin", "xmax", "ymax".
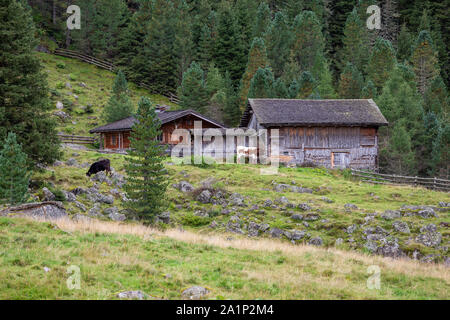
[
  {"xmin": 268, "ymin": 228, "xmax": 284, "ymax": 238},
  {"xmin": 417, "ymin": 208, "xmax": 438, "ymax": 218},
  {"xmin": 72, "ymin": 214, "xmax": 92, "ymax": 223},
  {"xmin": 42, "ymin": 187, "xmax": 55, "ymax": 201},
  {"xmin": 304, "ymin": 213, "xmax": 320, "ymax": 221},
  {"xmin": 375, "ymin": 238, "xmax": 405, "ymax": 258},
  {"xmin": 346, "ymin": 224, "xmax": 358, "ymax": 234},
  {"xmin": 286, "ymin": 230, "xmax": 307, "ymax": 241},
  {"xmin": 56, "ymin": 101, "xmax": 64, "ymax": 109},
  {"xmin": 53, "ymin": 111, "xmax": 70, "ymax": 120},
  {"xmin": 0, "ymin": 202, "xmax": 67, "ymax": 220},
  {"xmin": 308, "ymin": 237, "xmax": 323, "ymax": 246},
  {"xmin": 416, "ymin": 224, "xmax": 441, "ymax": 247},
  {"xmin": 156, "ymin": 212, "xmax": 170, "ymax": 224},
  {"xmin": 263, "ymin": 199, "xmax": 273, "ymax": 207},
  {"xmin": 74, "ymin": 201, "xmax": 87, "ymax": 212},
  {"xmin": 117, "ymin": 291, "xmax": 148, "ymax": 300},
  {"xmin": 181, "ymin": 286, "xmax": 209, "ymax": 300},
  {"xmin": 62, "ymin": 190, "xmax": 77, "ymax": 202},
  {"xmin": 291, "ymin": 214, "xmax": 303, "ymax": 221},
  {"xmin": 392, "ymin": 221, "xmax": 410, "ymax": 233},
  {"xmin": 344, "ymin": 203, "xmax": 358, "ymax": 210},
  {"xmin": 297, "ymin": 203, "xmax": 312, "ymax": 211},
  {"xmin": 65, "ymin": 158, "xmax": 78, "ymax": 166},
  {"xmin": 381, "ymin": 210, "xmax": 401, "ymax": 220},
  {"xmin": 229, "ymin": 193, "xmax": 245, "ymax": 206},
  {"xmin": 335, "ymin": 238, "xmax": 344, "ymax": 246},
  {"xmin": 196, "ymin": 190, "xmax": 212, "ymax": 204},
  {"xmin": 174, "ymin": 181, "xmax": 194, "ymax": 193}
]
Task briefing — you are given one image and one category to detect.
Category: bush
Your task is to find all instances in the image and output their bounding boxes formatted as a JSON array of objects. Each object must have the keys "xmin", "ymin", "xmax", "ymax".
[
  {"xmin": 56, "ymin": 62, "xmax": 65, "ymax": 69},
  {"xmin": 180, "ymin": 213, "xmax": 211, "ymax": 227},
  {"xmin": 56, "ymin": 82, "xmax": 65, "ymax": 89},
  {"xmin": 68, "ymin": 73, "xmax": 77, "ymax": 81},
  {"xmin": 85, "ymin": 104, "xmax": 94, "ymax": 114},
  {"xmin": 62, "ymin": 98, "xmax": 74, "ymax": 113},
  {"xmin": 298, "ymin": 161, "xmax": 318, "ymax": 168}
]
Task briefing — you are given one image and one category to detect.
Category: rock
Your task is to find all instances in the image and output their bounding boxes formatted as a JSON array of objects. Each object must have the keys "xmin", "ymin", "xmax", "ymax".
[
  {"xmin": 221, "ymin": 209, "xmax": 231, "ymax": 215},
  {"xmin": 335, "ymin": 238, "xmax": 344, "ymax": 246},
  {"xmin": 417, "ymin": 208, "xmax": 438, "ymax": 218},
  {"xmin": 375, "ymin": 238, "xmax": 405, "ymax": 258},
  {"xmin": 74, "ymin": 201, "xmax": 87, "ymax": 212},
  {"xmin": 42, "ymin": 187, "xmax": 56, "ymax": 201},
  {"xmin": 91, "ymin": 171, "xmax": 111, "ymax": 184},
  {"xmin": 1, "ymin": 202, "xmax": 67, "ymax": 220},
  {"xmin": 62, "ymin": 191, "xmax": 77, "ymax": 202},
  {"xmin": 72, "ymin": 214, "xmax": 92, "ymax": 222},
  {"xmin": 226, "ymin": 216, "xmax": 243, "ymax": 234},
  {"xmin": 438, "ymin": 202, "xmax": 449, "ymax": 208},
  {"xmin": 263, "ymin": 199, "xmax": 273, "ymax": 207},
  {"xmin": 65, "ymin": 82, "xmax": 72, "ymax": 89},
  {"xmin": 181, "ymin": 286, "xmax": 209, "ymax": 300},
  {"xmin": 381, "ymin": 210, "xmax": 401, "ymax": 220},
  {"xmin": 86, "ymin": 190, "xmax": 114, "ymax": 204},
  {"xmin": 303, "ymin": 222, "xmax": 309, "ymax": 228},
  {"xmin": 273, "ymin": 183, "xmax": 313, "ymax": 194},
  {"xmin": 344, "ymin": 203, "xmax": 358, "ymax": 210},
  {"xmin": 43, "ymin": 267, "xmax": 51, "ymax": 273},
  {"xmin": 229, "ymin": 193, "xmax": 245, "ymax": 206},
  {"xmin": 108, "ymin": 211, "xmax": 126, "ymax": 222},
  {"xmin": 209, "ymin": 221, "xmax": 218, "ymax": 229},
  {"xmin": 297, "ymin": 203, "xmax": 312, "ymax": 211},
  {"xmin": 268, "ymin": 228, "xmax": 284, "ymax": 238},
  {"xmin": 117, "ymin": 291, "xmax": 148, "ymax": 300},
  {"xmin": 65, "ymin": 158, "xmax": 78, "ymax": 166},
  {"xmin": 416, "ymin": 224, "xmax": 441, "ymax": 247},
  {"xmin": 174, "ymin": 181, "xmax": 194, "ymax": 193},
  {"xmin": 346, "ymin": 224, "xmax": 358, "ymax": 234},
  {"xmin": 291, "ymin": 214, "xmax": 303, "ymax": 221},
  {"xmin": 110, "ymin": 172, "xmax": 126, "ymax": 188},
  {"xmin": 196, "ymin": 190, "xmax": 212, "ymax": 204},
  {"xmin": 88, "ymin": 204, "xmax": 102, "ymax": 217},
  {"xmin": 286, "ymin": 230, "xmax": 307, "ymax": 241},
  {"xmin": 275, "ymin": 196, "xmax": 290, "ymax": 205},
  {"xmin": 79, "ymin": 82, "xmax": 87, "ymax": 88},
  {"xmin": 157, "ymin": 212, "xmax": 170, "ymax": 224},
  {"xmin": 200, "ymin": 177, "xmax": 216, "ymax": 188},
  {"xmin": 304, "ymin": 213, "xmax": 320, "ymax": 221},
  {"xmin": 392, "ymin": 221, "xmax": 410, "ymax": 233},
  {"xmin": 321, "ymin": 197, "xmax": 334, "ymax": 203},
  {"xmin": 247, "ymin": 222, "xmax": 261, "ymax": 237},
  {"xmin": 308, "ymin": 237, "xmax": 323, "ymax": 246},
  {"xmin": 53, "ymin": 111, "xmax": 70, "ymax": 120},
  {"xmin": 56, "ymin": 101, "xmax": 64, "ymax": 109}
]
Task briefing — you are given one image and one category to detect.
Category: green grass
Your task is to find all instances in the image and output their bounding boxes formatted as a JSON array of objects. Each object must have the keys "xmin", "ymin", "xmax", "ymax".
[
  {"xmin": 39, "ymin": 52, "xmax": 177, "ymax": 136},
  {"xmin": 0, "ymin": 217, "xmax": 448, "ymax": 299}
]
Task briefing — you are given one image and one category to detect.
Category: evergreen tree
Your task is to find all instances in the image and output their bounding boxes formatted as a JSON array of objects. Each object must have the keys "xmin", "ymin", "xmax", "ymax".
[
  {"xmin": 298, "ymin": 72, "xmax": 317, "ymax": 98},
  {"xmin": 339, "ymin": 8, "xmax": 369, "ymax": 74},
  {"xmin": 367, "ymin": 38, "xmax": 397, "ymax": 90},
  {"xmin": 222, "ymin": 72, "xmax": 241, "ymax": 126},
  {"xmin": 124, "ymin": 97, "xmax": 168, "ymax": 222},
  {"xmin": 248, "ymin": 67, "xmax": 274, "ymax": 98},
  {"xmin": 205, "ymin": 63, "xmax": 224, "ymax": 97},
  {"xmin": 0, "ymin": 0, "xmax": 60, "ymax": 167},
  {"xmin": 361, "ymin": 80, "xmax": 378, "ymax": 99},
  {"xmin": 421, "ymin": 112, "xmax": 443, "ymax": 176},
  {"xmin": 284, "ymin": 0, "xmax": 304, "ymax": 23},
  {"xmin": 238, "ymin": 37, "xmax": 268, "ymax": 111},
  {"xmin": 338, "ymin": 63, "xmax": 364, "ymax": 98},
  {"xmin": 411, "ymin": 30, "xmax": 439, "ymax": 95},
  {"xmin": 178, "ymin": 61, "xmax": 209, "ymax": 113},
  {"xmin": 252, "ymin": 2, "xmax": 271, "ymax": 38},
  {"xmin": 0, "ymin": 132, "xmax": 31, "ymax": 205},
  {"xmin": 102, "ymin": 71, "xmax": 134, "ymax": 123},
  {"xmin": 197, "ymin": 24, "xmax": 214, "ymax": 70},
  {"xmin": 288, "ymin": 79, "xmax": 300, "ymax": 99},
  {"xmin": 265, "ymin": 11, "xmax": 292, "ymax": 78},
  {"xmin": 396, "ymin": 23, "xmax": 414, "ymax": 62},
  {"xmin": 272, "ymin": 78, "xmax": 289, "ymax": 98},
  {"xmin": 423, "ymin": 76, "xmax": 449, "ymax": 117}
]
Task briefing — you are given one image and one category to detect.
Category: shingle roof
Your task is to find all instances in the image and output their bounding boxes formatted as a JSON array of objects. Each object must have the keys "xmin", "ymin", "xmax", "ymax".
[
  {"xmin": 90, "ymin": 109, "xmax": 227, "ymax": 133},
  {"xmin": 240, "ymin": 99, "xmax": 388, "ymax": 127}
]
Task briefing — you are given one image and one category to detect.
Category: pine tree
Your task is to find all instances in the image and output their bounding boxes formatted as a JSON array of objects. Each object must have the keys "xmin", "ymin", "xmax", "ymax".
[
  {"xmin": 124, "ymin": 97, "xmax": 168, "ymax": 222},
  {"xmin": 284, "ymin": 0, "xmax": 304, "ymax": 23},
  {"xmin": 252, "ymin": 2, "xmax": 271, "ymax": 38},
  {"xmin": 272, "ymin": 78, "xmax": 289, "ymax": 98},
  {"xmin": 338, "ymin": 63, "xmax": 364, "ymax": 98},
  {"xmin": 0, "ymin": 132, "xmax": 31, "ymax": 205},
  {"xmin": 361, "ymin": 80, "xmax": 378, "ymax": 99},
  {"xmin": 288, "ymin": 79, "xmax": 300, "ymax": 98},
  {"xmin": 411, "ymin": 30, "xmax": 439, "ymax": 95},
  {"xmin": 222, "ymin": 72, "xmax": 241, "ymax": 126},
  {"xmin": 102, "ymin": 71, "xmax": 134, "ymax": 123},
  {"xmin": 367, "ymin": 37, "xmax": 397, "ymax": 90},
  {"xmin": 265, "ymin": 11, "xmax": 292, "ymax": 78},
  {"xmin": 178, "ymin": 61, "xmax": 209, "ymax": 113},
  {"xmin": 238, "ymin": 37, "xmax": 268, "ymax": 111},
  {"xmin": 205, "ymin": 63, "xmax": 224, "ymax": 97},
  {"xmin": 339, "ymin": 8, "xmax": 370, "ymax": 74},
  {"xmin": 396, "ymin": 23, "xmax": 414, "ymax": 62},
  {"xmin": 0, "ymin": 0, "xmax": 61, "ymax": 167},
  {"xmin": 424, "ymin": 76, "xmax": 448, "ymax": 117},
  {"xmin": 298, "ymin": 72, "xmax": 317, "ymax": 98},
  {"xmin": 248, "ymin": 67, "xmax": 274, "ymax": 98}
]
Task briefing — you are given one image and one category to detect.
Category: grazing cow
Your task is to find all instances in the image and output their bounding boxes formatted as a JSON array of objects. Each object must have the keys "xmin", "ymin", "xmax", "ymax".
[{"xmin": 86, "ymin": 159, "xmax": 111, "ymax": 177}]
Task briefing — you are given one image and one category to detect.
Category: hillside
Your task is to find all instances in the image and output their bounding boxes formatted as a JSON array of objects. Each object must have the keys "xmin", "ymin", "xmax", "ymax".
[{"xmin": 38, "ymin": 52, "xmax": 177, "ymax": 136}]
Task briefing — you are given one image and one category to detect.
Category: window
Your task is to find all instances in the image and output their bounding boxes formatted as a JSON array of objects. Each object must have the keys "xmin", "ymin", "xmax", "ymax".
[{"xmin": 111, "ymin": 134, "xmax": 117, "ymax": 145}]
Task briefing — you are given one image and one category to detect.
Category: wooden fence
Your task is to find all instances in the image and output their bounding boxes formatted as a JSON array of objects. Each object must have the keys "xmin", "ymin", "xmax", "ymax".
[
  {"xmin": 54, "ymin": 48, "xmax": 115, "ymax": 71},
  {"xmin": 53, "ymin": 48, "xmax": 180, "ymax": 104},
  {"xmin": 58, "ymin": 134, "xmax": 96, "ymax": 145},
  {"xmin": 351, "ymin": 169, "xmax": 450, "ymax": 192}
]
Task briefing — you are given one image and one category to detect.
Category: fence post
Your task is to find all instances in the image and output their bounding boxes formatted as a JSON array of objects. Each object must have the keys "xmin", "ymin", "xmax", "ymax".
[
  {"xmin": 434, "ymin": 177, "xmax": 436, "ymax": 190},
  {"xmin": 414, "ymin": 176, "xmax": 417, "ymax": 187}
]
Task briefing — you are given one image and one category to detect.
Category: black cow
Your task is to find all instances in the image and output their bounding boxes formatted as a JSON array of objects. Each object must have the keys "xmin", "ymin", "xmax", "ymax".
[{"xmin": 86, "ymin": 159, "xmax": 111, "ymax": 177}]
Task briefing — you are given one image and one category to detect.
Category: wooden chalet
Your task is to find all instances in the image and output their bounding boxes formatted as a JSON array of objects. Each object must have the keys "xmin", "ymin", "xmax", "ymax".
[
  {"xmin": 89, "ymin": 107, "xmax": 227, "ymax": 152},
  {"xmin": 240, "ymin": 99, "xmax": 388, "ymax": 169}
]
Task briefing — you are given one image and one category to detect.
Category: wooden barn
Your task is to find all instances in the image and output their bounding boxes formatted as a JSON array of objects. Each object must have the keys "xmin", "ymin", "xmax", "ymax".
[
  {"xmin": 240, "ymin": 99, "xmax": 388, "ymax": 169},
  {"xmin": 89, "ymin": 107, "xmax": 227, "ymax": 152}
]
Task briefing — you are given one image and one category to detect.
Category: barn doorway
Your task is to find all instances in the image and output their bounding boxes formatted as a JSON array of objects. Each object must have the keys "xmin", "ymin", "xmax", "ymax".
[{"xmin": 332, "ymin": 152, "xmax": 350, "ymax": 169}]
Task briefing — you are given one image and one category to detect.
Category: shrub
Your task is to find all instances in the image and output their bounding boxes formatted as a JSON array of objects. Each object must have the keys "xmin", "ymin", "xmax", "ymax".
[
  {"xmin": 85, "ymin": 104, "xmax": 94, "ymax": 114},
  {"xmin": 56, "ymin": 62, "xmax": 66, "ymax": 69},
  {"xmin": 56, "ymin": 82, "xmax": 65, "ymax": 90},
  {"xmin": 180, "ymin": 213, "xmax": 211, "ymax": 226}
]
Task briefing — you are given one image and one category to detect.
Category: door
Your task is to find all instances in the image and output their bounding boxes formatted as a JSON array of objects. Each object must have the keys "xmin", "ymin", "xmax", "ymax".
[{"xmin": 332, "ymin": 152, "xmax": 350, "ymax": 169}]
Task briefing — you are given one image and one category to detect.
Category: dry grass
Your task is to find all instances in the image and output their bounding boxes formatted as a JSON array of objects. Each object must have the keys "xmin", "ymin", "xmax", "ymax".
[{"xmin": 50, "ymin": 217, "xmax": 450, "ymax": 283}]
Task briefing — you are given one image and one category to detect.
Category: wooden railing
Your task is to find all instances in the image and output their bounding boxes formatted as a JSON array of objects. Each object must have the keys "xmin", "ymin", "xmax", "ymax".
[
  {"xmin": 351, "ymin": 169, "xmax": 450, "ymax": 192},
  {"xmin": 53, "ymin": 48, "xmax": 180, "ymax": 104},
  {"xmin": 54, "ymin": 48, "xmax": 115, "ymax": 71},
  {"xmin": 58, "ymin": 134, "xmax": 96, "ymax": 145}
]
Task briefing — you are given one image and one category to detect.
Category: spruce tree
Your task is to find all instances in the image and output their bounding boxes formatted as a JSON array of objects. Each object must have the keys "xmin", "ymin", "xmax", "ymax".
[
  {"xmin": 423, "ymin": 76, "xmax": 448, "ymax": 117},
  {"xmin": 252, "ymin": 2, "xmax": 270, "ymax": 38},
  {"xmin": 338, "ymin": 63, "xmax": 364, "ymax": 98},
  {"xmin": 0, "ymin": 0, "xmax": 60, "ymax": 167},
  {"xmin": 248, "ymin": 67, "xmax": 274, "ymax": 99},
  {"xmin": 411, "ymin": 30, "xmax": 439, "ymax": 95},
  {"xmin": 178, "ymin": 61, "xmax": 209, "ymax": 113},
  {"xmin": 124, "ymin": 97, "xmax": 168, "ymax": 222},
  {"xmin": 222, "ymin": 72, "xmax": 241, "ymax": 127},
  {"xmin": 361, "ymin": 80, "xmax": 378, "ymax": 99},
  {"xmin": 272, "ymin": 78, "xmax": 289, "ymax": 98},
  {"xmin": 298, "ymin": 72, "xmax": 317, "ymax": 98},
  {"xmin": 367, "ymin": 38, "xmax": 397, "ymax": 90},
  {"xmin": 396, "ymin": 23, "xmax": 414, "ymax": 62},
  {"xmin": 238, "ymin": 37, "xmax": 268, "ymax": 111},
  {"xmin": 0, "ymin": 132, "xmax": 31, "ymax": 205},
  {"xmin": 205, "ymin": 63, "xmax": 224, "ymax": 97},
  {"xmin": 265, "ymin": 11, "xmax": 292, "ymax": 78},
  {"xmin": 288, "ymin": 79, "xmax": 300, "ymax": 99},
  {"xmin": 102, "ymin": 71, "xmax": 134, "ymax": 123}
]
